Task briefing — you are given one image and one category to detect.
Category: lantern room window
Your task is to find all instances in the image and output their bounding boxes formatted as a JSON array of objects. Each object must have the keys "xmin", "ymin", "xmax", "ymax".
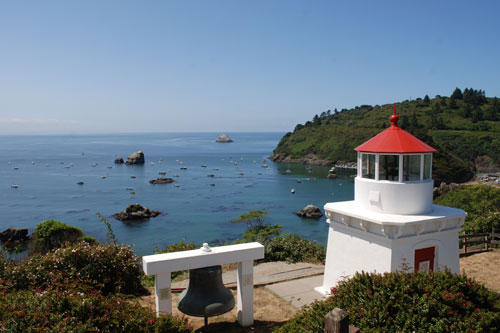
[
  {"xmin": 379, "ymin": 155, "xmax": 399, "ymax": 181},
  {"xmin": 403, "ymin": 155, "xmax": 421, "ymax": 181},
  {"xmin": 423, "ymin": 154, "xmax": 432, "ymax": 179},
  {"xmin": 361, "ymin": 154, "xmax": 376, "ymax": 179}
]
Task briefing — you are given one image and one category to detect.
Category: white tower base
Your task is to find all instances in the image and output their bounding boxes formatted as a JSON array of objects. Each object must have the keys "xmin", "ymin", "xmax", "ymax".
[{"xmin": 316, "ymin": 201, "xmax": 465, "ymax": 296}]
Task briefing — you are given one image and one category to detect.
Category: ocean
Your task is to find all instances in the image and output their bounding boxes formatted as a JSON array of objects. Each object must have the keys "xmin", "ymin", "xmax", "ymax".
[{"xmin": 0, "ymin": 132, "xmax": 355, "ymax": 256}]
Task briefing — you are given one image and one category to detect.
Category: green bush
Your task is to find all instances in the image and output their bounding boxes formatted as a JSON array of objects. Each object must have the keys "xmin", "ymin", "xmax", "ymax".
[
  {"xmin": 77, "ymin": 235, "xmax": 97, "ymax": 244},
  {"xmin": 1, "ymin": 242, "xmax": 145, "ymax": 295},
  {"xmin": 240, "ymin": 224, "xmax": 282, "ymax": 244},
  {"xmin": 277, "ymin": 271, "xmax": 500, "ymax": 332},
  {"xmin": 435, "ymin": 185, "xmax": 500, "ymax": 233},
  {"xmin": 0, "ymin": 289, "xmax": 192, "ymax": 332},
  {"xmin": 264, "ymin": 233, "xmax": 325, "ymax": 264},
  {"xmin": 32, "ymin": 220, "xmax": 84, "ymax": 253}
]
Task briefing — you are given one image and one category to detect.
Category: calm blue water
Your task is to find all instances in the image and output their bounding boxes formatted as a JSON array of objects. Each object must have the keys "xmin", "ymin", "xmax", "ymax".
[{"xmin": 0, "ymin": 132, "xmax": 354, "ymax": 256}]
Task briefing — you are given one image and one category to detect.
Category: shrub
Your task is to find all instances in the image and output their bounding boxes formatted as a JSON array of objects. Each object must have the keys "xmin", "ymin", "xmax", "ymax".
[
  {"xmin": 277, "ymin": 271, "xmax": 500, "ymax": 332},
  {"xmin": 77, "ymin": 235, "xmax": 97, "ymax": 244},
  {"xmin": 264, "ymin": 233, "xmax": 325, "ymax": 264},
  {"xmin": 1, "ymin": 242, "xmax": 145, "ymax": 295},
  {"xmin": 240, "ymin": 224, "xmax": 282, "ymax": 244},
  {"xmin": 435, "ymin": 185, "xmax": 500, "ymax": 233},
  {"xmin": 32, "ymin": 220, "xmax": 84, "ymax": 253},
  {"xmin": 0, "ymin": 289, "xmax": 192, "ymax": 332}
]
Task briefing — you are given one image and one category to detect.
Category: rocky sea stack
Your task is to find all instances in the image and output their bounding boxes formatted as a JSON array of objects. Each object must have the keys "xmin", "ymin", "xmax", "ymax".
[
  {"xmin": 113, "ymin": 204, "xmax": 161, "ymax": 221},
  {"xmin": 149, "ymin": 177, "xmax": 174, "ymax": 184},
  {"xmin": 126, "ymin": 151, "xmax": 145, "ymax": 165},
  {"xmin": 0, "ymin": 228, "xmax": 29, "ymax": 244},
  {"xmin": 296, "ymin": 205, "xmax": 323, "ymax": 219},
  {"xmin": 216, "ymin": 134, "xmax": 233, "ymax": 143},
  {"xmin": 114, "ymin": 156, "xmax": 124, "ymax": 164}
]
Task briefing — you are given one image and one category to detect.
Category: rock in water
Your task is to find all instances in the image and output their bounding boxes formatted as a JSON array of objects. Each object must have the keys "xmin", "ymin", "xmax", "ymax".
[
  {"xmin": 126, "ymin": 151, "xmax": 145, "ymax": 165},
  {"xmin": 0, "ymin": 228, "xmax": 29, "ymax": 243},
  {"xmin": 113, "ymin": 204, "xmax": 161, "ymax": 221},
  {"xmin": 114, "ymin": 156, "xmax": 125, "ymax": 164},
  {"xmin": 149, "ymin": 177, "xmax": 175, "ymax": 184},
  {"xmin": 296, "ymin": 205, "xmax": 323, "ymax": 219},
  {"xmin": 216, "ymin": 134, "xmax": 233, "ymax": 143}
]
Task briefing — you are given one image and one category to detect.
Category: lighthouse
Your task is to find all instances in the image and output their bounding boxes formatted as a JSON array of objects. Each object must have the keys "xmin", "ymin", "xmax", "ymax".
[{"xmin": 315, "ymin": 106, "xmax": 466, "ymax": 295}]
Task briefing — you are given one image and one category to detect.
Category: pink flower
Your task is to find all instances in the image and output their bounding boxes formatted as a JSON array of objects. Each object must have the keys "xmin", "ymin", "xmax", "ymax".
[
  {"xmin": 331, "ymin": 287, "xmax": 338, "ymax": 293},
  {"xmin": 425, "ymin": 292, "xmax": 429, "ymax": 297},
  {"xmin": 444, "ymin": 293, "xmax": 451, "ymax": 299}
]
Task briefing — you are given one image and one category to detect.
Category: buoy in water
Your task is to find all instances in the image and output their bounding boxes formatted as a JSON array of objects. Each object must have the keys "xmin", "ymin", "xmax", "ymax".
[{"xmin": 291, "ymin": 188, "xmax": 295, "ymax": 194}]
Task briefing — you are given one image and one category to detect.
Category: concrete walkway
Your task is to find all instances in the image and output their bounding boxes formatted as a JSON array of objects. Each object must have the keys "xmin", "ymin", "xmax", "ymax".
[{"xmin": 172, "ymin": 261, "xmax": 326, "ymax": 309}]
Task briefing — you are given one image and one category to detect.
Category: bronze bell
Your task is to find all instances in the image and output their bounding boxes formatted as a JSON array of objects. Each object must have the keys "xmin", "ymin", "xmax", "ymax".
[{"xmin": 177, "ymin": 265, "xmax": 235, "ymax": 325}]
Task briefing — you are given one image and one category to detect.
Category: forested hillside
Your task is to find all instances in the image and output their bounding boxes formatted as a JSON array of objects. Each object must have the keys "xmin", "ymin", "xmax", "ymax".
[{"xmin": 271, "ymin": 88, "xmax": 500, "ymax": 184}]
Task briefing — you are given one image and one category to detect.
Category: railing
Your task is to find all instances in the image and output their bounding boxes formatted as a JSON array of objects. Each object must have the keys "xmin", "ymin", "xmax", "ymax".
[{"xmin": 459, "ymin": 233, "xmax": 500, "ymax": 257}]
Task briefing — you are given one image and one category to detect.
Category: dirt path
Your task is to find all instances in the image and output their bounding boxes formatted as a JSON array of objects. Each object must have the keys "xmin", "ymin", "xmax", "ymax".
[
  {"xmin": 460, "ymin": 249, "xmax": 500, "ymax": 292},
  {"xmin": 138, "ymin": 286, "xmax": 299, "ymax": 332}
]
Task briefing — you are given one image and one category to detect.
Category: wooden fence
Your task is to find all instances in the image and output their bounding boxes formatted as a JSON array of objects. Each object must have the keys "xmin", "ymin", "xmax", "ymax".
[{"xmin": 459, "ymin": 233, "xmax": 500, "ymax": 256}]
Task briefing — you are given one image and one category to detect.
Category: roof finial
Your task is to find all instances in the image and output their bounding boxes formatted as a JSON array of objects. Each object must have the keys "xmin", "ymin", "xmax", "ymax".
[{"xmin": 390, "ymin": 103, "xmax": 399, "ymax": 127}]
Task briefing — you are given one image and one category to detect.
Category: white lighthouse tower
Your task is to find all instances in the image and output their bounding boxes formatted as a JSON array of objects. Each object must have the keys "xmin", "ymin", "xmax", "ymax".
[{"xmin": 316, "ymin": 106, "xmax": 466, "ymax": 295}]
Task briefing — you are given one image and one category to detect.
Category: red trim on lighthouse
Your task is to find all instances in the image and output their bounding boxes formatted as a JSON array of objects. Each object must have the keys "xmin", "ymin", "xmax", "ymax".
[{"xmin": 355, "ymin": 104, "xmax": 436, "ymax": 153}]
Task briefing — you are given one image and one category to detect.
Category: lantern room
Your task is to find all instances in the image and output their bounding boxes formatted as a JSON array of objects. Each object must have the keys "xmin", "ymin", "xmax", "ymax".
[{"xmin": 354, "ymin": 108, "xmax": 436, "ymax": 215}]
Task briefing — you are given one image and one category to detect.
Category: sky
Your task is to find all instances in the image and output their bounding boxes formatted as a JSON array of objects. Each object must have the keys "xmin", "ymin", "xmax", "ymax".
[{"xmin": 1, "ymin": 0, "xmax": 500, "ymax": 135}]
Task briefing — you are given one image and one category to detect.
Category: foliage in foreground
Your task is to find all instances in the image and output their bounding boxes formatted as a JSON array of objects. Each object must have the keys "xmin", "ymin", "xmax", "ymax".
[
  {"xmin": 434, "ymin": 185, "xmax": 500, "ymax": 233},
  {"xmin": 276, "ymin": 270, "xmax": 500, "ymax": 332},
  {"xmin": 0, "ymin": 240, "xmax": 191, "ymax": 332},
  {"xmin": 239, "ymin": 224, "xmax": 325, "ymax": 264},
  {"xmin": 1, "ymin": 241, "xmax": 145, "ymax": 295},
  {"xmin": 0, "ymin": 288, "xmax": 192, "ymax": 332}
]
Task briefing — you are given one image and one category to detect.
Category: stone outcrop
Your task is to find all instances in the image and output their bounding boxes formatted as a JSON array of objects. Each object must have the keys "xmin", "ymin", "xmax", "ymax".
[
  {"xmin": 269, "ymin": 153, "xmax": 334, "ymax": 167},
  {"xmin": 113, "ymin": 204, "xmax": 161, "ymax": 221},
  {"xmin": 296, "ymin": 205, "xmax": 323, "ymax": 219},
  {"xmin": 0, "ymin": 228, "xmax": 29, "ymax": 243},
  {"xmin": 114, "ymin": 156, "xmax": 124, "ymax": 164},
  {"xmin": 216, "ymin": 134, "xmax": 233, "ymax": 143},
  {"xmin": 126, "ymin": 151, "xmax": 145, "ymax": 165},
  {"xmin": 149, "ymin": 177, "xmax": 174, "ymax": 184}
]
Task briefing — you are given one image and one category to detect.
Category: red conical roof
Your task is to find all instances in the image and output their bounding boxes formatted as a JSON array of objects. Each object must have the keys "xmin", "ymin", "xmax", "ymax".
[{"xmin": 355, "ymin": 105, "xmax": 436, "ymax": 154}]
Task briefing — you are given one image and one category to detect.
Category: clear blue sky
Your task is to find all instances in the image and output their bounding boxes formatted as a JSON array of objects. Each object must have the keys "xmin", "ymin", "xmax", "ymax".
[{"xmin": 1, "ymin": 0, "xmax": 500, "ymax": 134}]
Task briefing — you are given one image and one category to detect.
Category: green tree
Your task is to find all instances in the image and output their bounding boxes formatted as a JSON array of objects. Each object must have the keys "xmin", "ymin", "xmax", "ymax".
[
  {"xmin": 432, "ymin": 102, "xmax": 442, "ymax": 114},
  {"xmin": 409, "ymin": 111, "xmax": 419, "ymax": 129},
  {"xmin": 399, "ymin": 115, "xmax": 409, "ymax": 129},
  {"xmin": 449, "ymin": 98, "xmax": 458, "ymax": 109},
  {"xmin": 423, "ymin": 94, "xmax": 430, "ymax": 106},
  {"xmin": 471, "ymin": 106, "xmax": 483, "ymax": 123},
  {"xmin": 451, "ymin": 87, "xmax": 463, "ymax": 100},
  {"xmin": 231, "ymin": 209, "xmax": 269, "ymax": 227},
  {"xmin": 484, "ymin": 97, "xmax": 499, "ymax": 121}
]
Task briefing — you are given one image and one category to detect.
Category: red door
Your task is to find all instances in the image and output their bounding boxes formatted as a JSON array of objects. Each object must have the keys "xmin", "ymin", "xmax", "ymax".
[{"xmin": 414, "ymin": 247, "xmax": 435, "ymax": 272}]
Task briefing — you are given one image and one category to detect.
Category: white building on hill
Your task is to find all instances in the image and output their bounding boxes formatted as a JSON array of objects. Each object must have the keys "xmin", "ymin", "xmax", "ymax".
[{"xmin": 316, "ymin": 106, "xmax": 466, "ymax": 295}]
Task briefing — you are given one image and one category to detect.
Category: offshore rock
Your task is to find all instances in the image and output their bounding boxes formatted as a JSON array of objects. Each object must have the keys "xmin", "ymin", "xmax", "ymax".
[
  {"xmin": 114, "ymin": 156, "xmax": 125, "ymax": 164},
  {"xmin": 296, "ymin": 205, "xmax": 323, "ymax": 219},
  {"xmin": 0, "ymin": 228, "xmax": 29, "ymax": 243},
  {"xmin": 126, "ymin": 151, "xmax": 145, "ymax": 165},
  {"xmin": 149, "ymin": 177, "xmax": 175, "ymax": 184},
  {"xmin": 113, "ymin": 204, "xmax": 161, "ymax": 221},
  {"xmin": 216, "ymin": 134, "xmax": 233, "ymax": 143}
]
